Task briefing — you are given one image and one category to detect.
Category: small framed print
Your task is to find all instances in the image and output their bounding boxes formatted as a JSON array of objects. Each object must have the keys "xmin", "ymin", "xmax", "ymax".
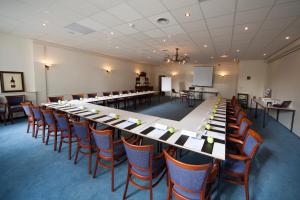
[{"xmin": 0, "ymin": 71, "xmax": 25, "ymax": 92}]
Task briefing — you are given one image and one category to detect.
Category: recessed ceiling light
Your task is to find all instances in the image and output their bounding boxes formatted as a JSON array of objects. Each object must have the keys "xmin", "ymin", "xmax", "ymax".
[
  {"xmin": 285, "ymin": 36, "xmax": 290, "ymax": 40},
  {"xmin": 157, "ymin": 18, "xmax": 169, "ymax": 25},
  {"xmin": 185, "ymin": 12, "xmax": 190, "ymax": 17},
  {"xmin": 115, "ymin": 46, "xmax": 119, "ymax": 49},
  {"xmin": 203, "ymin": 44, "xmax": 208, "ymax": 48},
  {"xmin": 220, "ymin": 54, "xmax": 228, "ymax": 58},
  {"xmin": 210, "ymin": 56, "xmax": 214, "ymax": 59},
  {"xmin": 110, "ymin": 31, "xmax": 114, "ymax": 35},
  {"xmin": 42, "ymin": 23, "xmax": 46, "ymax": 27},
  {"xmin": 236, "ymin": 49, "xmax": 240, "ymax": 52},
  {"xmin": 263, "ymin": 53, "xmax": 267, "ymax": 56},
  {"xmin": 129, "ymin": 23, "xmax": 135, "ymax": 28},
  {"xmin": 244, "ymin": 26, "xmax": 249, "ymax": 31},
  {"xmin": 152, "ymin": 50, "xmax": 156, "ymax": 53},
  {"xmin": 162, "ymin": 39, "xmax": 166, "ymax": 42}
]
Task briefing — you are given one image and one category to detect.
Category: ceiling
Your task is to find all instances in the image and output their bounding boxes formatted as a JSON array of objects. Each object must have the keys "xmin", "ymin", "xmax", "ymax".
[{"xmin": 0, "ymin": 0, "xmax": 300, "ymax": 64}]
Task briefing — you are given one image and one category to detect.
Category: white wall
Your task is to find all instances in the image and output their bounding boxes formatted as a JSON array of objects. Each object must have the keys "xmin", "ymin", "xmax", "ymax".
[
  {"xmin": 33, "ymin": 42, "xmax": 154, "ymax": 103},
  {"xmin": 152, "ymin": 62, "xmax": 238, "ymax": 99},
  {"xmin": 266, "ymin": 50, "xmax": 300, "ymax": 136},
  {"xmin": 237, "ymin": 60, "xmax": 268, "ymax": 104}
]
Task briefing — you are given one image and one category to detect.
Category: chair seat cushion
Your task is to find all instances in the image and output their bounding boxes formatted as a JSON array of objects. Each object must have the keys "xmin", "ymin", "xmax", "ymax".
[
  {"xmin": 173, "ymin": 185, "xmax": 201, "ymax": 200},
  {"xmin": 132, "ymin": 157, "xmax": 165, "ymax": 177},
  {"xmin": 99, "ymin": 143, "xmax": 125, "ymax": 158},
  {"xmin": 222, "ymin": 158, "xmax": 245, "ymax": 174}
]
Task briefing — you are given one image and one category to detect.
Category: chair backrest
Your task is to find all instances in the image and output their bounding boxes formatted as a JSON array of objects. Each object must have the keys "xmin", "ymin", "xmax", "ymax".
[
  {"xmin": 21, "ymin": 102, "xmax": 32, "ymax": 116},
  {"xmin": 54, "ymin": 113, "xmax": 71, "ymax": 132},
  {"xmin": 243, "ymin": 129, "xmax": 263, "ymax": 158},
  {"xmin": 72, "ymin": 94, "xmax": 84, "ymax": 100},
  {"xmin": 129, "ymin": 90, "xmax": 135, "ymax": 93},
  {"xmin": 87, "ymin": 93, "xmax": 97, "ymax": 98},
  {"xmin": 73, "ymin": 121, "xmax": 90, "ymax": 143},
  {"xmin": 122, "ymin": 137, "xmax": 153, "ymax": 175},
  {"xmin": 31, "ymin": 106, "xmax": 43, "ymax": 121},
  {"xmin": 238, "ymin": 117, "xmax": 253, "ymax": 138},
  {"xmin": 172, "ymin": 88, "xmax": 176, "ymax": 93},
  {"xmin": 112, "ymin": 91, "xmax": 119, "ymax": 95},
  {"xmin": 5, "ymin": 95, "xmax": 25, "ymax": 106},
  {"xmin": 103, "ymin": 92, "xmax": 110, "ymax": 96},
  {"xmin": 91, "ymin": 127, "xmax": 113, "ymax": 156},
  {"xmin": 164, "ymin": 150, "xmax": 211, "ymax": 195},
  {"xmin": 236, "ymin": 110, "xmax": 246, "ymax": 124},
  {"xmin": 48, "ymin": 96, "xmax": 64, "ymax": 102},
  {"xmin": 122, "ymin": 90, "xmax": 128, "ymax": 94},
  {"xmin": 231, "ymin": 96, "xmax": 237, "ymax": 106},
  {"xmin": 41, "ymin": 109, "xmax": 56, "ymax": 127},
  {"xmin": 189, "ymin": 87, "xmax": 195, "ymax": 91}
]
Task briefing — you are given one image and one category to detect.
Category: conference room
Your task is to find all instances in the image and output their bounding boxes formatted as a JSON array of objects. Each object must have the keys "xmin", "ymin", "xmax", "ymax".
[{"xmin": 0, "ymin": 0, "xmax": 299, "ymax": 199}]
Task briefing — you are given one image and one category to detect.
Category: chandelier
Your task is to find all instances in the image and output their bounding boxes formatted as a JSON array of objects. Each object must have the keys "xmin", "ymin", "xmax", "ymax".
[{"xmin": 164, "ymin": 48, "xmax": 190, "ymax": 64}]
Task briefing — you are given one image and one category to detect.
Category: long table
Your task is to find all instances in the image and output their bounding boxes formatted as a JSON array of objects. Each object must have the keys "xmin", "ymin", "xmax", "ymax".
[{"xmin": 44, "ymin": 92, "xmax": 227, "ymax": 160}]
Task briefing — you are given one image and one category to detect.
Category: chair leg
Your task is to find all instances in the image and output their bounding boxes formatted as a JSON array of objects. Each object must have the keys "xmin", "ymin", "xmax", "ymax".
[
  {"xmin": 46, "ymin": 130, "xmax": 50, "ymax": 145},
  {"xmin": 32, "ymin": 121, "xmax": 35, "ymax": 137},
  {"xmin": 27, "ymin": 119, "xmax": 30, "ymax": 133},
  {"xmin": 88, "ymin": 148, "xmax": 92, "ymax": 174},
  {"xmin": 68, "ymin": 136, "xmax": 72, "ymax": 160},
  {"xmin": 149, "ymin": 179, "xmax": 153, "ymax": 200},
  {"xmin": 93, "ymin": 159, "xmax": 98, "ymax": 178},
  {"xmin": 42, "ymin": 126, "xmax": 45, "ymax": 143},
  {"xmin": 58, "ymin": 135, "xmax": 63, "ymax": 152},
  {"xmin": 123, "ymin": 170, "xmax": 130, "ymax": 200},
  {"xmin": 74, "ymin": 145, "xmax": 80, "ymax": 164},
  {"xmin": 244, "ymin": 178, "xmax": 249, "ymax": 200},
  {"xmin": 54, "ymin": 131, "xmax": 57, "ymax": 151},
  {"xmin": 35, "ymin": 125, "xmax": 39, "ymax": 138}
]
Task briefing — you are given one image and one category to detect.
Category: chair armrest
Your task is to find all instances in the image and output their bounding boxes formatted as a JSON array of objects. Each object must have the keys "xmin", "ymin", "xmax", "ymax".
[
  {"xmin": 227, "ymin": 136, "xmax": 243, "ymax": 144},
  {"xmin": 226, "ymin": 153, "xmax": 250, "ymax": 161}
]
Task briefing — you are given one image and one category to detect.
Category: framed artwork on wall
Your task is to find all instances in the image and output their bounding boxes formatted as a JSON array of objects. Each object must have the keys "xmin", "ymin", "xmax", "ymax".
[{"xmin": 0, "ymin": 71, "xmax": 25, "ymax": 92}]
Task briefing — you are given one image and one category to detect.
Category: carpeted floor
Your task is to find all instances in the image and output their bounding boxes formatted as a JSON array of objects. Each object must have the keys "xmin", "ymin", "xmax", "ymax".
[{"xmin": 0, "ymin": 96, "xmax": 299, "ymax": 200}]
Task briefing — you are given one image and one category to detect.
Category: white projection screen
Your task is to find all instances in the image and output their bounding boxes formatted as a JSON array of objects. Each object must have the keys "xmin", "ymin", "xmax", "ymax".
[
  {"xmin": 192, "ymin": 66, "xmax": 214, "ymax": 87},
  {"xmin": 161, "ymin": 77, "xmax": 172, "ymax": 92}
]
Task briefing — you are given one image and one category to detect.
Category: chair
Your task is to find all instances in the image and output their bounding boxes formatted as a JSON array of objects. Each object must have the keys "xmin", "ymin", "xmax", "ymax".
[
  {"xmin": 31, "ymin": 106, "xmax": 46, "ymax": 142},
  {"xmin": 54, "ymin": 113, "xmax": 77, "ymax": 160},
  {"xmin": 5, "ymin": 95, "xmax": 25, "ymax": 123},
  {"xmin": 91, "ymin": 127, "xmax": 128, "ymax": 192},
  {"xmin": 87, "ymin": 93, "xmax": 97, "ymax": 98},
  {"xmin": 171, "ymin": 89, "xmax": 179, "ymax": 100},
  {"xmin": 42, "ymin": 109, "xmax": 58, "ymax": 151},
  {"xmin": 164, "ymin": 150, "xmax": 212, "ymax": 200},
  {"xmin": 122, "ymin": 137, "xmax": 169, "ymax": 200},
  {"xmin": 73, "ymin": 120, "xmax": 94, "ymax": 174},
  {"xmin": 0, "ymin": 103, "xmax": 6, "ymax": 124},
  {"xmin": 103, "ymin": 92, "xmax": 116, "ymax": 108},
  {"xmin": 48, "ymin": 96, "xmax": 64, "ymax": 102},
  {"xmin": 121, "ymin": 90, "xmax": 129, "ymax": 108},
  {"xmin": 72, "ymin": 94, "xmax": 84, "ymax": 100},
  {"xmin": 227, "ymin": 117, "xmax": 253, "ymax": 140},
  {"xmin": 21, "ymin": 102, "xmax": 33, "ymax": 133},
  {"xmin": 180, "ymin": 90, "xmax": 188, "ymax": 103},
  {"xmin": 222, "ymin": 129, "xmax": 263, "ymax": 200}
]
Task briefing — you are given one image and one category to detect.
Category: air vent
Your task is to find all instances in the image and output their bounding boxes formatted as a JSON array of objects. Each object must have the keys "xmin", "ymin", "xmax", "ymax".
[
  {"xmin": 64, "ymin": 23, "xmax": 95, "ymax": 35},
  {"xmin": 157, "ymin": 18, "xmax": 169, "ymax": 25}
]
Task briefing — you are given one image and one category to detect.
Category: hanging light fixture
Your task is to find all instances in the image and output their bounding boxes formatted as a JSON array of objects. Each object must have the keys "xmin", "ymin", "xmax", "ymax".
[{"xmin": 164, "ymin": 48, "xmax": 190, "ymax": 64}]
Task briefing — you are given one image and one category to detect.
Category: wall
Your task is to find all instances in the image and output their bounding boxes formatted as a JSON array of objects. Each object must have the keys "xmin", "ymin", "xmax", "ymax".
[
  {"xmin": 0, "ymin": 33, "xmax": 36, "ymax": 103},
  {"xmin": 237, "ymin": 60, "xmax": 268, "ymax": 104},
  {"xmin": 152, "ymin": 62, "xmax": 239, "ymax": 99},
  {"xmin": 266, "ymin": 50, "xmax": 300, "ymax": 136},
  {"xmin": 33, "ymin": 42, "xmax": 154, "ymax": 103}
]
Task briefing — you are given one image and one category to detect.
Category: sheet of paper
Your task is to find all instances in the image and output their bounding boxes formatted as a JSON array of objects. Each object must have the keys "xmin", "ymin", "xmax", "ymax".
[
  {"xmin": 154, "ymin": 123, "xmax": 168, "ymax": 130},
  {"xmin": 205, "ymin": 131, "xmax": 225, "ymax": 140},
  {"xmin": 210, "ymin": 120, "xmax": 226, "ymax": 127},
  {"xmin": 214, "ymin": 113, "xmax": 226, "ymax": 118},
  {"xmin": 116, "ymin": 121, "xmax": 135, "ymax": 129},
  {"xmin": 128, "ymin": 118, "xmax": 139, "ymax": 123},
  {"xmin": 181, "ymin": 130, "xmax": 197, "ymax": 138},
  {"xmin": 184, "ymin": 137, "xmax": 204, "ymax": 151},
  {"xmin": 212, "ymin": 143, "xmax": 225, "ymax": 160},
  {"xmin": 147, "ymin": 129, "xmax": 168, "ymax": 138},
  {"xmin": 209, "ymin": 126, "xmax": 225, "ymax": 132},
  {"xmin": 96, "ymin": 116, "xmax": 112, "ymax": 122}
]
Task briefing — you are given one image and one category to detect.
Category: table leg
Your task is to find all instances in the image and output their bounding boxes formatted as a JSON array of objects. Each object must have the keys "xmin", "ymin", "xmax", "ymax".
[
  {"xmin": 276, "ymin": 110, "xmax": 280, "ymax": 121},
  {"xmin": 134, "ymin": 98, "xmax": 137, "ymax": 110},
  {"xmin": 263, "ymin": 108, "xmax": 266, "ymax": 128},
  {"xmin": 254, "ymin": 102, "xmax": 258, "ymax": 119},
  {"xmin": 291, "ymin": 111, "xmax": 295, "ymax": 132}
]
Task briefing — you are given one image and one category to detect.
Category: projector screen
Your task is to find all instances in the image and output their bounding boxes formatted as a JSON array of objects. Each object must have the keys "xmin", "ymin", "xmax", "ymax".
[
  {"xmin": 192, "ymin": 66, "xmax": 214, "ymax": 87},
  {"xmin": 161, "ymin": 77, "xmax": 172, "ymax": 92}
]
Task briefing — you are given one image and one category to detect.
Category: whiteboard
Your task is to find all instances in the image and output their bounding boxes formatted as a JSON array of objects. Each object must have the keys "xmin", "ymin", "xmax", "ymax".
[
  {"xmin": 161, "ymin": 77, "xmax": 172, "ymax": 92},
  {"xmin": 192, "ymin": 66, "xmax": 214, "ymax": 87}
]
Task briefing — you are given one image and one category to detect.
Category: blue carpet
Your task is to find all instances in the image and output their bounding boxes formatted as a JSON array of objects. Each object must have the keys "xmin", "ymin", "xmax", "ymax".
[{"xmin": 0, "ymin": 97, "xmax": 299, "ymax": 200}]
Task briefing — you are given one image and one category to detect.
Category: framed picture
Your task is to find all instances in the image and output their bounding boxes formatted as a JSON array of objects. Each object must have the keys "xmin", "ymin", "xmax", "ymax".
[{"xmin": 0, "ymin": 71, "xmax": 25, "ymax": 92}]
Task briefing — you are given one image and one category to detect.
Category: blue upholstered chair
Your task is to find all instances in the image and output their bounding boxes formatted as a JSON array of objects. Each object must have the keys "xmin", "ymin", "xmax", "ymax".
[
  {"xmin": 31, "ymin": 106, "xmax": 46, "ymax": 142},
  {"xmin": 122, "ymin": 137, "xmax": 171, "ymax": 200},
  {"xmin": 91, "ymin": 127, "xmax": 128, "ymax": 192},
  {"xmin": 0, "ymin": 103, "xmax": 6, "ymax": 125},
  {"xmin": 42, "ymin": 109, "xmax": 58, "ymax": 151},
  {"xmin": 72, "ymin": 94, "xmax": 84, "ymax": 100},
  {"xmin": 54, "ymin": 113, "xmax": 77, "ymax": 160},
  {"xmin": 5, "ymin": 95, "xmax": 25, "ymax": 123},
  {"xmin": 48, "ymin": 96, "xmax": 64, "ymax": 102},
  {"xmin": 164, "ymin": 149, "xmax": 212, "ymax": 200},
  {"xmin": 227, "ymin": 117, "xmax": 253, "ymax": 140},
  {"xmin": 21, "ymin": 102, "xmax": 33, "ymax": 133},
  {"xmin": 73, "ymin": 120, "xmax": 94, "ymax": 174},
  {"xmin": 222, "ymin": 129, "xmax": 263, "ymax": 200}
]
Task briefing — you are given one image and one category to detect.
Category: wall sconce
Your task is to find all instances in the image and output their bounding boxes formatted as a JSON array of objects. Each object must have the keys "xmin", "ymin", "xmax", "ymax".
[
  {"xmin": 219, "ymin": 72, "xmax": 227, "ymax": 77},
  {"xmin": 45, "ymin": 65, "xmax": 50, "ymax": 70},
  {"xmin": 106, "ymin": 69, "xmax": 111, "ymax": 73},
  {"xmin": 136, "ymin": 71, "xmax": 140, "ymax": 76},
  {"xmin": 41, "ymin": 59, "xmax": 52, "ymax": 70},
  {"xmin": 171, "ymin": 72, "xmax": 178, "ymax": 77}
]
